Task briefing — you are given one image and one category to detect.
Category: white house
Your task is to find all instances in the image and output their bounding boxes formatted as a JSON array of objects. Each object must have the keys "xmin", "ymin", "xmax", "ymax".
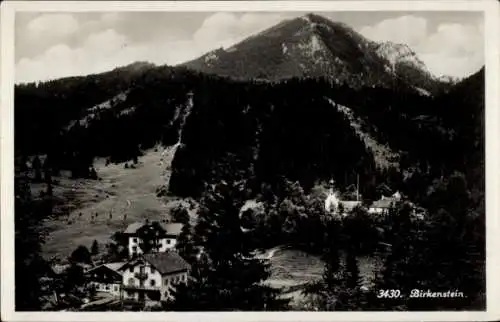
[
  {"xmin": 367, "ymin": 198, "xmax": 394, "ymax": 215},
  {"xmin": 85, "ymin": 262, "xmax": 126, "ymax": 297},
  {"xmin": 367, "ymin": 192, "xmax": 402, "ymax": 215},
  {"xmin": 324, "ymin": 180, "xmax": 362, "ymax": 215},
  {"xmin": 123, "ymin": 221, "xmax": 184, "ymax": 258},
  {"xmin": 119, "ymin": 252, "xmax": 190, "ymax": 304}
]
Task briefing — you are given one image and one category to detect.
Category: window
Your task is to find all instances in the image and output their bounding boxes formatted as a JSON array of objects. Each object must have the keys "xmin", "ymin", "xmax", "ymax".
[
  {"xmin": 132, "ymin": 246, "xmax": 137, "ymax": 253},
  {"xmin": 150, "ymin": 267, "xmax": 155, "ymax": 274},
  {"xmin": 114, "ymin": 285, "xmax": 119, "ymax": 291},
  {"xmin": 129, "ymin": 266, "xmax": 133, "ymax": 273},
  {"xmin": 166, "ymin": 239, "xmax": 171, "ymax": 245},
  {"xmin": 150, "ymin": 279, "xmax": 156, "ymax": 287},
  {"xmin": 128, "ymin": 278, "xmax": 135, "ymax": 286}
]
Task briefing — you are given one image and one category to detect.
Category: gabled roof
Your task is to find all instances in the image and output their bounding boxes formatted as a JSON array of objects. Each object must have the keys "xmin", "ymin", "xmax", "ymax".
[
  {"xmin": 124, "ymin": 221, "xmax": 183, "ymax": 236},
  {"xmin": 123, "ymin": 222, "xmax": 144, "ymax": 234},
  {"xmin": 86, "ymin": 262, "xmax": 127, "ymax": 275},
  {"xmin": 339, "ymin": 200, "xmax": 362, "ymax": 210},
  {"xmin": 376, "ymin": 183, "xmax": 393, "ymax": 194},
  {"xmin": 103, "ymin": 262, "xmax": 127, "ymax": 272},
  {"xmin": 142, "ymin": 252, "xmax": 190, "ymax": 275}
]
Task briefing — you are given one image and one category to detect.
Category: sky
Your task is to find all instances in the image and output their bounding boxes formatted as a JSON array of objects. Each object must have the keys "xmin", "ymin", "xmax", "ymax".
[{"xmin": 15, "ymin": 11, "xmax": 484, "ymax": 83}]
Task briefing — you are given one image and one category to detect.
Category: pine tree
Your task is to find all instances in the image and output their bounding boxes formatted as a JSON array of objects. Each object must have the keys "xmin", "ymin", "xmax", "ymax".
[
  {"xmin": 370, "ymin": 202, "xmax": 423, "ymax": 310},
  {"xmin": 175, "ymin": 221, "xmax": 197, "ymax": 264},
  {"xmin": 334, "ymin": 248, "xmax": 367, "ymax": 310},
  {"xmin": 171, "ymin": 205, "xmax": 190, "ymax": 224},
  {"xmin": 168, "ymin": 180, "xmax": 289, "ymax": 310},
  {"xmin": 32, "ymin": 155, "xmax": 42, "ymax": 181},
  {"xmin": 91, "ymin": 240, "xmax": 99, "ymax": 256},
  {"xmin": 15, "ymin": 170, "xmax": 50, "ymax": 310},
  {"xmin": 406, "ymin": 173, "xmax": 484, "ymax": 310}
]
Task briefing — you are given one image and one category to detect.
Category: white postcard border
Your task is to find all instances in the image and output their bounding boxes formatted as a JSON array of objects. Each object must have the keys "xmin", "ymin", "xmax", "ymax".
[{"xmin": 1, "ymin": 1, "xmax": 499, "ymax": 321}]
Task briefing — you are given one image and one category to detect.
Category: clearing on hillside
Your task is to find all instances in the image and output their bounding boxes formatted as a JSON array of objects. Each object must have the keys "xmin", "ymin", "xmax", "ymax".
[{"xmin": 40, "ymin": 145, "xmax": 197, "ymax": 260}]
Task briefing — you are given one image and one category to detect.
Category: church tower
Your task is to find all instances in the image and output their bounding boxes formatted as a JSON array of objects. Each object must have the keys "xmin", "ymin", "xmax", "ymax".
[{"xmin": 325, "ymin": 179, "xmax": 339, "ymax": 213}]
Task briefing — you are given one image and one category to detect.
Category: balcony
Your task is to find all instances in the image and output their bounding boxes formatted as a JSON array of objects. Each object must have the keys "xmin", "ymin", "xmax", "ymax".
[
  {"xmin": 123, "ymin": 284, "xmax": 161, "ymax": 291},
  {"xmin": 134, "ymin": 272, "xmax": 148, "ymax": 281}
]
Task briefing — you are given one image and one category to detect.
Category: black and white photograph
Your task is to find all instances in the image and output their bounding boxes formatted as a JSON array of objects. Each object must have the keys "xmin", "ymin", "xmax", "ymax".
[{"xmin": 1, "ymin": 0, "xmax": 499, "ymax": 320}]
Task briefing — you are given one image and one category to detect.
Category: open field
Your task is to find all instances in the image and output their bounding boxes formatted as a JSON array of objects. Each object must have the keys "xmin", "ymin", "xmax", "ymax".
[
  {"xmin": 266, "ymin": 248, "xmax": 383, "ymax": 305},
  {"xmin": 38, "ymin": 145, "xmax": 196, "ymax": 260}
]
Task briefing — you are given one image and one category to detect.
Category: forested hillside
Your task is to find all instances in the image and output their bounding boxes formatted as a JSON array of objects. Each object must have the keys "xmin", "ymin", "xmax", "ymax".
[
  {"xmin": 14, "ymin": 60, "xmax": 485, "ymax": 311},
  {"xmin": 15, "ymin": 65, "xmax": 484, "ymax": 203}
]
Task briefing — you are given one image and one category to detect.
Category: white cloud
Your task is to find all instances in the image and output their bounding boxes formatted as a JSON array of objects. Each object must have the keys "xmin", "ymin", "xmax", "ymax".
[
  {"xmin": 359, "ymin": 16, "xmax": 484, "ymax": 78},
  {"xmin": 417, "ymin": 22, "xmax": 484, "ymax": 77},
  {"xmin": 193, "ymin": 12, "xmax": 286, "ymax": 52},
  {"xmin": 359, "ymin": 15, "xmax": 428, "ymax": 48},
  {"xmin": 17, "ymin": 29, "xmax": 130, "ymax": 83},
  {"xmin": 26, "ymin": 14, "xmax": 79, "ymax": 39},
  {"xmin": 16, "ymin": 12, "xmax": 289, "ymax": 83}
]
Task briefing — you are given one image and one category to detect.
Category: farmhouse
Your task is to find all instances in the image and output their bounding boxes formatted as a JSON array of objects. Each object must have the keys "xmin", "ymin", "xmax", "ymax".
[
  {"xmin": 119, "ymin": 252, "xmax": 190, "ymax": 304},
  {"xmin": 123, "ymin": 221, "xmax": 184, "ymax": 258},
  {"xmin": 85, "ymin": 262, "xmax": 126, "ymax": 297},
  {"xmin": 367, "ymin": 192, "xmax": 402, "ymax": 215}
]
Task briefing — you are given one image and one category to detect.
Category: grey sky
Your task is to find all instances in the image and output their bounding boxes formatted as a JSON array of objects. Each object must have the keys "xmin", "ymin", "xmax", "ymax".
[{"xmin": 15, "ymin": 11, "xmax": 484, "ymax": 83}]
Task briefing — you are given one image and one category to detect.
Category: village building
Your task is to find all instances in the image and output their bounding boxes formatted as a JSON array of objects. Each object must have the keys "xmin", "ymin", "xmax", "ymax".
[
  {"xmin": 367, "ymin": 192, "xmax": 402, "ymax": 215},
  {"xmin": 324, "ymin": 180, "xmax": 362, "ymax": 215},
  {"xmin": 85, "ymin": 262, "xmax": 126, "ymax": 297},
  {"xmin": 119, "ymin": 252, "xmax": 190, "ymax": 305},
  {"xmin": 324, "ymin": 179, "xmax": 403, "ymax": 216},
  {"xmin": 123, "ymin": 221, "xmax": 184, "ymax": 258}
]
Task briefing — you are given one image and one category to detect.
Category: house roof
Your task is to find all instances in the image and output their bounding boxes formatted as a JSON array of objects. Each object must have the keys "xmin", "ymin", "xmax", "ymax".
[
  {"xmin": 142, "ymin": 252, "xmax": 190, "ymax": 275},
  {"xmin": 159, "ymin": 223, "xmax": 183, "ymax": 236},
  {"xmin": 124, "ymin": 222, "xmax": 183, "ymax": 236},
  {"xmin": 339, "ymin": 200, "xmax": 362, "ymax": 210},
  {"xmin": 103, "ymin": 262, "xmax": 127, "ymax": 272},
  {"xmin": 87, "ymin": 262, "xmax": 127, "ymax": 275},
  {"xmin": 370, "ymin": 198, "xmax": 395, "ymax": 209},
  {"xmin": 123, "ymin": 222, "xmax": 144, "ymax": 234},
  {"xmin": 376, "ymin": 183, "xmax": 393, "ymax": 194}
]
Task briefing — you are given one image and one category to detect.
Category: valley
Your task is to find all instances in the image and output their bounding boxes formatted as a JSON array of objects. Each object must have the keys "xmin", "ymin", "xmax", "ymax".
[
  {"xmin": 13, "ymin": 12, "xmax": 485, "ymax": 312},
  {"xmin": 39, "ymin": 144, "xmax": 193, "ymax": 260}
]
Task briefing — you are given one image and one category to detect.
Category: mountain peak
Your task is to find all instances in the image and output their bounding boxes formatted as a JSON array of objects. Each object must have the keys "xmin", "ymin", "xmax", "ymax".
[
  {"xmin": 181, "ymin": 14, "xmax": 441, "ymax": 92},
  {"xmin": 300, "ymin": 13, "xmax": 323, "ymax": 22}
]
